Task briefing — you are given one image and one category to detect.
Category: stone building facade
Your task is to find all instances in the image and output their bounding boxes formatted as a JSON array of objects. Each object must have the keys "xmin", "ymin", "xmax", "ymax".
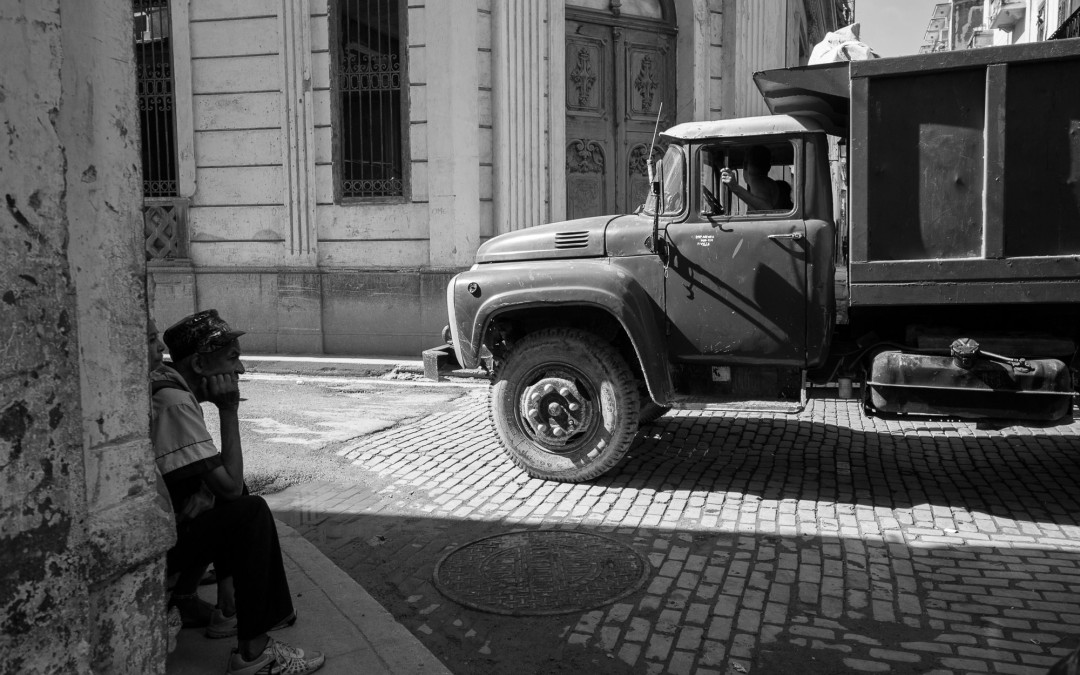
[
  {"xmin": 143, "ymin": 0, "xmax": 849, "ymax": 354},
  {"xmin": 1, "ymin": 1, "xmax": 175, "ymax": 672}
]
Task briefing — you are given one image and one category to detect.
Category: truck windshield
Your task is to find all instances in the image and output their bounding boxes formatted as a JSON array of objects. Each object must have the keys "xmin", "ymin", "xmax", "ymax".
[{"xmin": 643, "ymin": 145, "xmax": 685, "ymax": 216}]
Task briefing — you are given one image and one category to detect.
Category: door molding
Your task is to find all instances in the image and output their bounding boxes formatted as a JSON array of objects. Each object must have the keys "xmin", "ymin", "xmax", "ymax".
[
  {"xmin": 564, "ymin": 3, "xmax": 676, "ymax": 219},
  {"xmin": 565, "ymin": 3, "xmax": 678, "ymax": 34}
]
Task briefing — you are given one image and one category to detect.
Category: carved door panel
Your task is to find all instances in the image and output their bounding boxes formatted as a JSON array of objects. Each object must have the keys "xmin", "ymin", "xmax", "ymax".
[{"xmin": 566, "ymin": 16, "xmax": 675, "ymax": 219}]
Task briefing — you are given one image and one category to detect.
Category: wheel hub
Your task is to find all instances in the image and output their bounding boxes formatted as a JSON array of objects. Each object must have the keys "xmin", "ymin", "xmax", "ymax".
[{"xmin": 519, "ymin": 376, "xmax": 594, "ymax": 447}]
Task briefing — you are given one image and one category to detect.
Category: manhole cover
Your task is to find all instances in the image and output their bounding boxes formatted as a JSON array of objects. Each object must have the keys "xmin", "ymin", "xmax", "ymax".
[{"xmin": 432, "ymin": 529, "xmax": 650, "ymax": 616}]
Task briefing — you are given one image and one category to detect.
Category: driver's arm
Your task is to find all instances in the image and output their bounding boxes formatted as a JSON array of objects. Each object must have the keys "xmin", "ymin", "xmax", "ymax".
[{"xmin": 720, "ymin": 168, "xmax": 776, "ymax": 211}]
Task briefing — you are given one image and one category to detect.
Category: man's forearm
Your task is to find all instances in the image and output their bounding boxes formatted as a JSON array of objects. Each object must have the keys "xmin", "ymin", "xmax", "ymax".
[
  {"xmin": 730, "ymin": 182, "xmax": 768, "ymax": 210},
  {"xmin": 218, "ymin": 408, "xmax": 244, "ymax": 485}
]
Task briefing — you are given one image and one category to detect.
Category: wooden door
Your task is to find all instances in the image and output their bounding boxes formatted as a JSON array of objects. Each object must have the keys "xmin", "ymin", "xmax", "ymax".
[{"xmin": 565, "ymin": 13, "xmax": 675, "ymax": 219}]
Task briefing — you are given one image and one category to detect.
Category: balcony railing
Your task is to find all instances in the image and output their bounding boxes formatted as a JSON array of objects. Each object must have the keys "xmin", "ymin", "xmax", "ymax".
[{"xmin": 1049, "ymin": 5, "xmax": 1080, "ymax": 39}]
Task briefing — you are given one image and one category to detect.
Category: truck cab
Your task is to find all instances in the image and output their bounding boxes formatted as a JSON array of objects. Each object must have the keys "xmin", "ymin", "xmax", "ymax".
[
  {"xmin": 654, "ymin": 117, "xmax": 835, "ymax": 374},
  {"xmin": 440, "ymin": 116, "xmax": 838, "ymax": 482}
]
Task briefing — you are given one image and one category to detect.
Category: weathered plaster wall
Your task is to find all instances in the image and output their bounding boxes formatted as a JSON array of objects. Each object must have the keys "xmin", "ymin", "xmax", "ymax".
[
  {"xmin": 150, "ymin": 0, "xmax": 494, "ymax": 354},
  {"xmin": 1, "ymin": 1, "xmax": 175, "ymax": 672}
]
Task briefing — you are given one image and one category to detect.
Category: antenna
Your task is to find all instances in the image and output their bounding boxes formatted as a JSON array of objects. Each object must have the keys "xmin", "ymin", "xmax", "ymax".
[
  {"xmin": 648, "ymin": 103, "xmax": 664, "ymax": 256},
  {"xmin": 647, "ymin": 102, "xmax": 663, "ymax": 184}
]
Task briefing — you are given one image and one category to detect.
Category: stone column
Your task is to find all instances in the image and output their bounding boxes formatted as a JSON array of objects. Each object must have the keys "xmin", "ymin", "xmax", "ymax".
[
  {"xmin": 2, "ymin": 0, "xmax": 176, "ymax": 671},
  {"xmin": 493, "ymin": 1, "xmax": 564, "ymax": 233},
  {"xmin": 427, "ymin": 0, "xmax": 481, "ymax": 265},
  {"xmin": 277, "ymin": 0, "xmax": 323, "ymax": 352}
]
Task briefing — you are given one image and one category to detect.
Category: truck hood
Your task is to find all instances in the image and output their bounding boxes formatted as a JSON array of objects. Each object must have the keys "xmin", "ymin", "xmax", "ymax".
[{"xmin": 474, "ymin": 215, "xmax": 612, "ymax": 263}]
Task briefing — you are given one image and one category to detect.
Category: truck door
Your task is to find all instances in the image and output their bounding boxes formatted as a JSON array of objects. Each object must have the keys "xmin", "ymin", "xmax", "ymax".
[{"xmin": 663, "ymin": 139, "xmax": 807, "ymax": 365}]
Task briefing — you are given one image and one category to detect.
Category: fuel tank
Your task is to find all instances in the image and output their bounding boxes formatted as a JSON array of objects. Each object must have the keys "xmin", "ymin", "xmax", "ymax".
[{"xmin": 867, "ymin": 350, "xmax": 1075, "ymax": 421}]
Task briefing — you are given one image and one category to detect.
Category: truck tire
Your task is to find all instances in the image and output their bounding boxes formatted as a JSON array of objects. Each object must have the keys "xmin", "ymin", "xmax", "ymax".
[{"xmin": 489, "ymin": 328, "xmax": 640, "ymax": 482}]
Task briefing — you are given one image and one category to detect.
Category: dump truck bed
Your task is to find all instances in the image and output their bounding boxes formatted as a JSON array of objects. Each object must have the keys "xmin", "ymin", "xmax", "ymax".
[{"xmin": 756, "ymin": 39, "xmax": 1080, "ymax": 308}]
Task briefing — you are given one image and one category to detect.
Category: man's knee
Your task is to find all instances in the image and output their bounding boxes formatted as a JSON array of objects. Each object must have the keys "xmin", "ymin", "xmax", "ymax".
[{"xmin": 220, "ymin": 494, "xmax": 273, "ymax": 522}]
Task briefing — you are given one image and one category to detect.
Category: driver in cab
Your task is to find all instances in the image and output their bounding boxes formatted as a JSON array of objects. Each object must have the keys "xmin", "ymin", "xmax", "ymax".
[{"xmin": 718, "ymin": 145, "xmax": 792, "ymax": 212}]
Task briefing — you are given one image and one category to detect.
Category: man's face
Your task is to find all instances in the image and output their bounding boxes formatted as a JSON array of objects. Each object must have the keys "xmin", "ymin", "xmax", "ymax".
[
  {"xmin": 744, "ymin": 159, "xmax": 767, "ymax": 179},
  {"xmin": 148, "ymin": 320, "xmax": 165, "ymax": 373},
  {"xmin": 194, "ymin": 339, "xmax": 246, "ymax": 379}
]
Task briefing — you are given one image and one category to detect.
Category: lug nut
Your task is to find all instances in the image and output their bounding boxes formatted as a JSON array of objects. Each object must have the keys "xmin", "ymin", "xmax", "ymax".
[
  {"xmin": 530, "ymin": 392, "xmax": 541, "ymax": 403},
  {"xmin": 527, "ymin": 408, "xmax": 540, "ymax": 419},
  {"xmin": 544, "ymin": 384, "xmax": 555, "ymax": 394},
  {"xmin": 551, "ymin": 426, "xmax": 565, "ymax": 437},
  {"xmin": 559, "ymin": 387, "xmax": 570, "ymax": 397},
  {"xmin": 568, "ymin": 402, "xmax": 580, "ymax": 412},
  {"xmin": 537, "ymin": 424, "xmax": 548, "ymax": 434}
]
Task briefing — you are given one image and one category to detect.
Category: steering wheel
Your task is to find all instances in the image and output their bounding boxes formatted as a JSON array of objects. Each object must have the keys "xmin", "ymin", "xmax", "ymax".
[{"xmin": 702, "ymin": 186, "xmax": 723, "ymax": 214}]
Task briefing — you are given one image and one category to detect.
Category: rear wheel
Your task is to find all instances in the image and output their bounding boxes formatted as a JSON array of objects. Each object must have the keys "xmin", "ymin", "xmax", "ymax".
[{"xmin": 489, "ymin": 328, "xmax": 640, "ymax": 482}]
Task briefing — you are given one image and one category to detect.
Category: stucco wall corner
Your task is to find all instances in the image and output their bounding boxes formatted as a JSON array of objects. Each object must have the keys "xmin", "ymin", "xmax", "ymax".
[
  {"xmin": 85, "ymin": 495, "xmax": 176, "ymax": 585},
  {"xmin": 88, "ymin": 556, "xmax": 170, "ymax": 674},
  {"xmin": 1, "ymin": 0, "xmax": 173, "ymax": 671}
]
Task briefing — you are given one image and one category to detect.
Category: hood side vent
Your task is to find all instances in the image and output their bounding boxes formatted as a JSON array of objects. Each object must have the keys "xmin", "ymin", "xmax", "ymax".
[{"xmin": 554, "ymin": 230, "xmax": 590, "ymax": 249}]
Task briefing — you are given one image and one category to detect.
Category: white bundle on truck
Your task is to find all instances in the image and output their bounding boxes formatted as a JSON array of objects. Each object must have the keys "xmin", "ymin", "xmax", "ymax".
[{"xmin": 808, "ymin": 23, "xmax": 879, "ymax": 64}]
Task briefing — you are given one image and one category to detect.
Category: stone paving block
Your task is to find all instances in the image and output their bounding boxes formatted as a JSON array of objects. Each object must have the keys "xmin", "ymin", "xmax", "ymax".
[
  {"xmin": 842, "ymin": 658, "xmax": 891, "ymax": 672},
  {"xmin": 940, "ymin": 656, "xmax": 992, "ymax": 671},
  {"xmin": 729, "ymin": 633, "xmax": 756, "ymax": 660},
  {"xmin": 707, "ymin": 617, "xmax": 732, "ymax": 643},
  {"xmin": 868, "ymin": 648, "xmax": 921, "ymax": 663},
  {"xmin": 645, "ymin": 633, "xmax": 673, "ymax": 661},
  {"xmin": 625, "ymin": 617, "xmax": 650, "ymax": 643},
  {"xmin": 618, "ymin": 643, "xmax": 641, "ymax": 667}
]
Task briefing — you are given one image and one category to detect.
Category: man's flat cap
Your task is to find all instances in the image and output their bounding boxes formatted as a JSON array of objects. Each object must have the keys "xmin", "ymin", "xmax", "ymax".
[{"xmin": 163, "ymin": 309, "xmax": 245, "ymax": 363}]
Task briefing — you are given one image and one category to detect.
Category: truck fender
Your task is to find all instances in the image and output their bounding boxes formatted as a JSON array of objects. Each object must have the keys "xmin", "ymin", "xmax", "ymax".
[{"xmin": 453, "ymin": 260, "xmax": 674, "ymax": 404}]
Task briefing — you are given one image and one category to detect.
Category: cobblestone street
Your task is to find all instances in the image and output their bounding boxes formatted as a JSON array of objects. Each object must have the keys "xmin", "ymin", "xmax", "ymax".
[{"xmin": 265, "ymin": 391, "xmax": 1080, "ymax": 674}]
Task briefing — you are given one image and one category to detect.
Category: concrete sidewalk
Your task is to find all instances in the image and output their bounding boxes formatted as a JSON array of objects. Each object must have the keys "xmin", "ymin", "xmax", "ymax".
[{"xmin": 167, "ymin": 519, "xmax": 452, "ymax": 675}]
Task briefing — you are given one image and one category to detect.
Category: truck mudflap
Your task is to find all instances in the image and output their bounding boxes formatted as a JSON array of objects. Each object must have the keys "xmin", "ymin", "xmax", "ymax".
[{"xmin": 866, "ymin": 348, "xmax": 1075, "ymax": 421}]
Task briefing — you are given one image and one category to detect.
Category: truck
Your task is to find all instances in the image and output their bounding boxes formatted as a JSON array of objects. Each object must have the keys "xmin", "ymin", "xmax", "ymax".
[{"xmin": 430, "ymin": 38, "xmax": 1080, "ymax": 482}]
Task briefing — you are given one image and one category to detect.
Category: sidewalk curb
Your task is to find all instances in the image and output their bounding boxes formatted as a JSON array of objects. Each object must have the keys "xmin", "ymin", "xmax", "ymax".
[
  {"xmin": 166, "ymin": 520, "xmax": 453, "ymax": 675},
  {"xmin": 239, "ymin": 354, "xmax": 489, "ymax": 382},
  {"xmin": 276, "ymin": 521, "xmax": 453, "ymax": 675},
  {"xmin": 242, "ymin": 355, "xmax": 425, "ymax": 379}
]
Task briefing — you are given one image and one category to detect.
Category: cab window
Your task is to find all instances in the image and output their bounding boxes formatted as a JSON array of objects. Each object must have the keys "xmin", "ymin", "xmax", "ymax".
[{"xmin": 700, "ymin": 141, "xmax": 796, "ymax": 218}]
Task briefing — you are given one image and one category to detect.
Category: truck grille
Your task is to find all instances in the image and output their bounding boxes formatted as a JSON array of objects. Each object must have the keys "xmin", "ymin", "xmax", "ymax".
[{"xmin": 554, "ymin": 231, "xmax": 590, "ymax": 249}]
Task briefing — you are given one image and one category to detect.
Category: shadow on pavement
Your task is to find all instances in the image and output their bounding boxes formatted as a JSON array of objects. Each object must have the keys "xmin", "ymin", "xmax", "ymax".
[{"xmin": 266, "ymin": 402, "xmax": 1080, "ymax": 674}]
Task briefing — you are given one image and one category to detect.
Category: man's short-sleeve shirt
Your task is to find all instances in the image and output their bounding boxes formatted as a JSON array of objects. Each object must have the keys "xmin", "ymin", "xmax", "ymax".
[{"xmin": 150, "ymin": 366, "xmax": 222, "ymax": 512}]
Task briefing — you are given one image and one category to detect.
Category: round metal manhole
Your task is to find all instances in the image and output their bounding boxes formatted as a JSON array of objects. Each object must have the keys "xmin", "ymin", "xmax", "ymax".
[{"xmin": 432, "ymin": 529, "xmax": 650, "ymax": 616}]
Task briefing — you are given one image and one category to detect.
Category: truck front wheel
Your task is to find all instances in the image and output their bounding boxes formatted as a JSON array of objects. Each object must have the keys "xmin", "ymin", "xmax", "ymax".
[{"xmin": 489, "ymin": 328, "xmax": 640, "ymax": 482}]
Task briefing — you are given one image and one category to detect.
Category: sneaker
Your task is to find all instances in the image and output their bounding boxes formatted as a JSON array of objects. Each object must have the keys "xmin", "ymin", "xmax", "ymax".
[
  {"xmin": 225, "ymin": 637, "xmax": 325, "ymax": 675},
  {"xmin": 206, "ymin": 607, "xmax": 237, "ymax": 639},
  {"xmin": 169, "ymin": 593, "xmax": 214, "ymax": 628}
]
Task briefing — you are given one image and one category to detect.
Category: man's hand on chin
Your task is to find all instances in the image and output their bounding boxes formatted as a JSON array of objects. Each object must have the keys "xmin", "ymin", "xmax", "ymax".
[{"xmin": 204, "ymin": 372, "xmax": 240, "ymax": 411}]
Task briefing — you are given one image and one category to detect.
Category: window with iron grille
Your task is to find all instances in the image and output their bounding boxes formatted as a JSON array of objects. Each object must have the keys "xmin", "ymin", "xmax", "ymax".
[
  {"xmin": 134, "ymin": 0, "xmax": 178, "ymax": 198},
  {"xmin": 330, "ymin": 0, "xmax": 408, "ymax": 201}
]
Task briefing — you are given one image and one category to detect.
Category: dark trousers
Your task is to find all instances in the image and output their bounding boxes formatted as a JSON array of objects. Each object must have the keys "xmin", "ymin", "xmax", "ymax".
[{"xmin": 166, "ymin": 495, "xmax": 293, "ymax": 640}]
